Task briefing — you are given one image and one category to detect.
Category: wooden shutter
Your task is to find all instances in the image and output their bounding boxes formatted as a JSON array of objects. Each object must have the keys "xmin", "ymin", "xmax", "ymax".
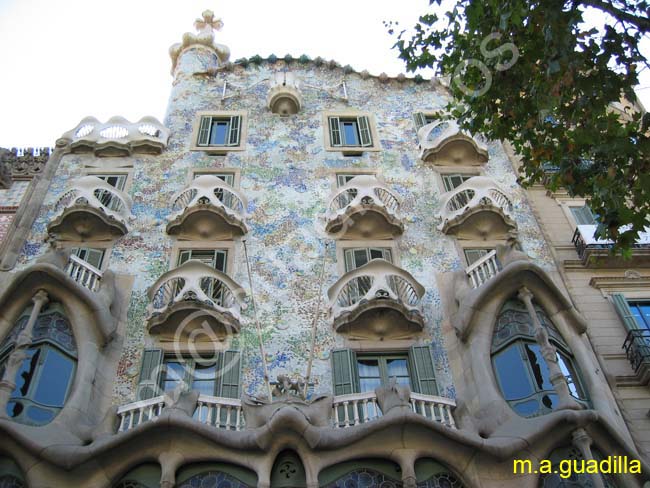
[
  {"xmin": 412, "ymin": 112, "xmax": 427, "ymax": 130},
  {"xmin": 357, "ymin": 116, "xmax": 372, "ymax": 147},
  {"xmin": 217, "ymin": 350, "xmax": 241, "ymax": 398},
  {"xmin": 197, "ymin": 116, "xmax": 212, "ymax": 146},
  {"xmin": 331, "ymin": 349, "xmax": 358, "ymax": 395},
  {"xmin": 136, "ymin": 349, "xmax": 163, "ymax": 400},
  {"xmin": 409, "ymin": 345, "xmax": 438, "ymax": 395},
  {"xmin": 611, "ymin": 294, "xmax": 638, "ymax": 332},
  {"xmin": 228, "ymin": 115, "xmax": 241, "ymax": 146},
  {"xmin": 329, "ymin": 117, "xmax": 342, "ymax": 146}
]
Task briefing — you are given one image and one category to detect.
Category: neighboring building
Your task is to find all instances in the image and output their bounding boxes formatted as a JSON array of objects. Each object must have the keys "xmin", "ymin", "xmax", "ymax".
[{"xmin": 0, "ymin": 10, "xmax": 648, "ymax": 488}]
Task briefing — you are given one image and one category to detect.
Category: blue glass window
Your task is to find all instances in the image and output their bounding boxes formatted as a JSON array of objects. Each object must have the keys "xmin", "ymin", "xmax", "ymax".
[
  {"xmin": 629, "ymin": 301, "xmax": 650, "ymax": 329},
  {"xmin": 0, "ymin": 304, "xmax": 77, "ymax": 426}
]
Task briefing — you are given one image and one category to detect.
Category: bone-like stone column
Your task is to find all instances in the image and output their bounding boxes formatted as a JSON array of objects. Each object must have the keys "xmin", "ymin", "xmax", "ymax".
[
  {"xmin": 517, "ymin": 287, "xmax": 581, "ymax": 411},
  {"xmin": 0, "ymin": 289, "xmax": 49, "ymax": 418},
  {"xmin": 572, "ymin": 428, "xmax": 606, "ymax": 488}
]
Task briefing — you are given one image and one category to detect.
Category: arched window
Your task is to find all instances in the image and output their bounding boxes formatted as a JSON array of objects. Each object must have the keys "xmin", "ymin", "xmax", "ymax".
[
  {"xmin": 175, "ymin": 463, "xmax": 256, "ymax": 488},
  {"xmin": 0, "ymin": 303, "xmax": 77, "ymax": 426},
  {"xmin": 415, "ymin": 458, "xmax": 465, "ymax": 487},
  {"xmin": 0, "ymin": 457, "xmax": 26, "ymax": 488},
  {"xmin": 491, "ymin": 299, "xmax": 588, "ymax": 417},
  {"xmin": 113, "ymin": 463, "xmax": 161, "ymax": 488},
  {"xmin": 319, "ymin": 459, "xmax": 403, "ymax": 487}
]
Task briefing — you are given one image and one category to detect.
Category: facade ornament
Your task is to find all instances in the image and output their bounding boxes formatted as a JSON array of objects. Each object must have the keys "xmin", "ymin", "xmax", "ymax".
[
  {"xmin": 0, "ymin": 290, "xmax": 49, "ymax": 417},
  {"xmin": 0, "ymin": 148, "xmax": 11, "ymax": 189},
  {"xmin": 571, "ymin": 428, "xmax": 606, "ymax": 488},
  {"xmin": 169, "ymin": 10, "xmax": 231, "ymax": 74},
  {"xmin": 1, "ymin": 147, "xmax": 52, "ymax": 181},
  {"xmin": 517, "ymin": 287, "xmax": 582, "ymax": 411},
  {"xmin": 375, "ymin": 377, "xmax": 412, "ymax": 414},
  {"xmin": 271, "ymin": 374, "xmax": 307, "ymax": 401}
]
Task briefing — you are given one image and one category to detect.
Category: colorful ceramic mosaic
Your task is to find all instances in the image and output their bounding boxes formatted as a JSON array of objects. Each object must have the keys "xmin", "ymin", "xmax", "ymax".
[{"xmin": 14, "ymin": 51, "xmax": 557, "ymax": 405}]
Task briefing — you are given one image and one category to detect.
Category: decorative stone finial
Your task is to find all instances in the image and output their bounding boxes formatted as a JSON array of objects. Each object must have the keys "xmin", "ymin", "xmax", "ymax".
[{"xmin": 169, "ymin": 10, "xmax": 231, "ymax": 74}]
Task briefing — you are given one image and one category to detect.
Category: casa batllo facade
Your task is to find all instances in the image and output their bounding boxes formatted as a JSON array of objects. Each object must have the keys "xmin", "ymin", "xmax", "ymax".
[{"xmin": 0, "ymin": 10, "xmax": 648, "ymax": 488}]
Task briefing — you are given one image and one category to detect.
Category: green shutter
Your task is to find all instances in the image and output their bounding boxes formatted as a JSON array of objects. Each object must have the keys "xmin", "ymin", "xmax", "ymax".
[
  {"xmin": 413, "ymin": 112, "xmax": 427, "ymax": 130},
  {"xmin": 228, "ymin": 115, "xmax": 241, "ymax": 146},
  {"xmin": 329, "ymin": 117, "xmax": 341, "ymax": 146},
  {"xmin": 136, "ymin": 349, "xmax": 163, "ymax": 400},
  {"xmin": 611, "ymin": 294, "xmax": 639, "ymax": 331},
  {"xmin": 357, "ymin": 116, "xmax": 372, "ymax": 147},
  {"xmin": 197, "ymin": 116, "xmax": 212, "ymax": 146},
  {"xmin": 409, "ymin": 345, "xmax": 438, "ymax": 395},
  {"xmin": 217, "ymin": 350, "xmax": 241, "ymax": 398},
  {"xmin": 331, "ymin": 349, "xmax": 358, "ymax": 395}
]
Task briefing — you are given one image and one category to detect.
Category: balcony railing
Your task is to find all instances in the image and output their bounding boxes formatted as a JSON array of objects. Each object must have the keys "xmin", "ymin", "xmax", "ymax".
[
  {"xmin": 572, "ymin": 225, "xmax": 650, "ymax": 263},
  {"xmin": 418, "ymin": 120, "xmax": 488, "ymax": 165},
  {"xmin": 325, "ymin": 175, "xmax": 403, "ymax": 238},
  {"xmin": 622, "ymin": 329, "xmax": 650, "ymax": 384},
  {"xmin": 167, "ymin": 175, "xmax": 248, "ymax": 238},
  {"xmin": 147, "ymin": 260, "xmax": 247, "ymax": 334},
  {"xmin": 117, "ymin": 394, "xmax": 243, "ymax": 432},
  {"xmin": 436, "ymin": 176, "xmax": 515, "ymax": 237},
  {"xmin": 53, "ymin": 176, "xmax": 134, "ymax": 226},
  {"xmin": 329, "ymin": 260, "xmax": 424, "ymax": 317},
  {"xmin": 465, "ymin": 250, "xmax": 500, "ymax": 289},
  {"xmin": 331, "ymin": 391, "xmax": 456, "ymax": 428},
  {"xmin": 65, "ymin": 254, "xmax": 103, "ymax": 292},
  {"xmin": 116, "ymin": 392, "xmax": 455, "ymax": 433},
  {"xmin": 57, "ymin": 116, "xmax": 169, "ymax": 156}
]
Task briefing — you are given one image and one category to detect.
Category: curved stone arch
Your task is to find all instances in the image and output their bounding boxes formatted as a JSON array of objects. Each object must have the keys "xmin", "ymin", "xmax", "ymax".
[
  {"xmin": 0, "ymin": 457, "xmax": 26, "ymax": 488},
  {"xmin": 111, "ymin": 463, "xmax": 161, "ymax": 488},
  {"xmin": 414, "ymin": 458, "xmax": 468, "ymax": 487},
  {"xmin": 0, "ymin": 256, "xmax": 118, "ymax": 437},
  {"xmin": 318, "ymin": 458, "xmax": 404, "ymax": 487},
  {"xmin": 175, "ymin": 462, "xmax": 257, "ymax": 488}
]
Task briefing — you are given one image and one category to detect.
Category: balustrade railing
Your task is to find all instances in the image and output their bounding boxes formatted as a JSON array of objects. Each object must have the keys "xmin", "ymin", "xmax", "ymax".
[
  {"xmin": 117, "ymin": 396, "xmax": 166, "ymax": 432},
  {"xmin": 194, "ymin": 394, "xmax": 244, "ymax": 430},
  {"xmin": 331, "ymin": 391, "xmax": 456, "ymax": 428},
  {"xmin": 65, "ymin": 254, "xmax": 103, "ymax": 292},
  {"xmin": 171, "ymin": 175, "xmax": 246, "ymax": 217},
  {"xmin": 465, "ymin": 250, "xmax": 500, "ymax": 289}
]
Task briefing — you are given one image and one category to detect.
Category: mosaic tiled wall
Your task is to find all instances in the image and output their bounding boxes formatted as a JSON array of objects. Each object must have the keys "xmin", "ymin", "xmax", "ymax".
[
  {"xmin": 0, "ymin": 180, "xmax": 30, "ymax": 244},
  {"xmin": 15, "ymin": 52, "xmax": 555, "ymax": 404}
]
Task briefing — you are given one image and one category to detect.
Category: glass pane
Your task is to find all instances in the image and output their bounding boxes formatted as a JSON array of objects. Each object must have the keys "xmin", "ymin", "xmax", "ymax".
[
  {"xmin": 386, "ymin": 358, "xmax": 410, "ymax": 386},
  {"xmin": 512, "ymin": 399, "xmax": 539, "ymax": 416},
  {"xmin": 557, "ymin": 352, "xmax": 584, "ymax": 399},
  {"xmin": 209, "ymin": 121, "xmax": 229, "ymax": 145},
  {"xmin": 493, "ymin": 345, "xmax": 534, "ymax": 400},
  {"xmin": 359, "ymin": 377, "xmax": 382, "ymax": 392},
  {"xmin": 464, "ymin": 248, "xmax": 491, "ymax": 265},
  {"xmin": 630, "ymin": 302, "xmax": 650, "ymax": 329},
  {"xmin": 524, "ymin": 343, "xmax": 553, "ymax": 391},
  {"xmin": 163, "ymin": 361, "xmax": 186, "ymax": 392},
  {"xmin": 13, "ymin": 349, "xmax": 39, "ymax": 397},
  {"xmin": 342, "ymin": 121, "xmax": 359, "ymax": 146},
  {"xmin": 357, "ymin": 358, "xmax": 381, "ymax": 393},
  {"xmin": 32, "ymin": 349, "xmax": 74, "ymax": 406},
  {"xmin": 192, "ymin": 363, "xmax": 217, "ymax": 396},
  {"xmin": 353, "ymin": 249, "xmax": 369, "ymax": 269}
]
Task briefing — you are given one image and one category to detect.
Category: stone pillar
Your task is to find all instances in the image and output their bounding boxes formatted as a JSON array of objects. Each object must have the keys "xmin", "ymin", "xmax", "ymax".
[
  {"xmin": 0, "ymin": 289, "xmax": 49, "ymax": 418},
  {"xmin": 572, "ymin": 428, "xmax": 605, "ymax": 488},
  {"xmin": 517, "ymin": 287, "xmax": 581, "ymax": 411}
]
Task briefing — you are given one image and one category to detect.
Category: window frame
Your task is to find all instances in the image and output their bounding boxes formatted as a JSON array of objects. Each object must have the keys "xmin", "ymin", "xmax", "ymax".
[
  {"xmin": 568, "ymin": 204, "xmax": 598, "ymax": 226},
  {"xmin": 323, "ymin": 111, "xmax": 381, "ymax": 154},
  {"xmin": 463, "ymin": 248, "xmax": 495, "ymax": 266},
  {"xmin": 343, "ymin": 247, "xmax": 393, "ymax": 273},
  {"xmin": 190, "ymin": 111, "xmax": 248, "ymax": 153},
  {"xmin": 189, "ymin": 168, "xmax": 240, "ymax": 188},
  {"xmin": 412, "ymin": 111, "xmax": 439, "ymax": 131},
  {"xmin": 434, "ymin": 166, "xmax": 481, "ymax": 193},
  {"xmin": 355, "ymin": 353, "xmax": 412, "ymax": 393},
  {"xmin": 336, "ymin": 240, "xmax": 399, "ymax": 276},
  {"xmin": 170, "ymin": 241, "xmax": 236, "ymax": 275},
  {"xmin": 56, "ymin": 241, "xmax": 113, "ymax": 272}
]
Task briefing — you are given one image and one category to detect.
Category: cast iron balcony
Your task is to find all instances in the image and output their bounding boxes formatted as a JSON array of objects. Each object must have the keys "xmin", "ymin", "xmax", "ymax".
[
  {"xmin": 48, "ymin": 176, "xmax": 134, "ymax": 241},
  {"xmin": 146, "ymin": 260, "xmax": 247, "ymax": 338},
  {"xmin": 418, "ymin": 120, "xmax": 488, "ymax": 165},
  {"xmin": 436, "ymin": 176, "xmax": 516, "ymax": 239},
  {"xmin": 166, "ymin": 175, "xmax": 248, "ymax": 239},
  {"xmin": 325, "ymin": 175, "xmax": 404, "ymax": 239},
  {"xmin": 57, "ymin": 116, "xmax": 169, "ymax": 156},
  {"xmin": 572, "ymin": 225, "xmax": 650, "ymax": 267},
  {"xmin": 327, "ymin": 259, "xmax": 425, "ymax": 340},
  {"xmin": 622, "ymin": 329, "xmax": 650, "ymax": 385}
]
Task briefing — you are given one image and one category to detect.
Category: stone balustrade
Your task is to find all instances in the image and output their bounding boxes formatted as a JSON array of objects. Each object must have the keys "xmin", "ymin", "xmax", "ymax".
[
  {"xmin": 65, "ymin": 254, "xmax": 103, "ymax": 292},
  {"xmin": 465, "ymin": 250, "xmax": 500, "ymax": 289},
  {"xmin": 117, "ymin": 396, "xmax": 166, "ymax": 432},
  {"xmin": 57, "ymin": 116, "xmax": 169, "ymax": 156}
]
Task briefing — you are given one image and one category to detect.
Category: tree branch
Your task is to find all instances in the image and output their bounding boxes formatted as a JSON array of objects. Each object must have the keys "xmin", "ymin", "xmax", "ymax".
[{"xmin": 579, "ymin": 0, "xmax": 650, "ymax": 32}]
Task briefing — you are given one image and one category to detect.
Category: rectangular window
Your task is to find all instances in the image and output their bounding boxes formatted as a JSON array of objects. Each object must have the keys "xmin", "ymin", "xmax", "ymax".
[
  {"xmin": 192, "ymin": 172, "xmax": 235, "ymax": 186},
  {"xmin": 442, "ymin": 173, "xmax": 474, "ymax": 192},
  {"xmin": 463, "ymin": 248, "xmax": 494, "ymax": 266},
  {"xmin": 328, "ymin": 116, "xmax": 373, "ymax": 148},
  {"xmin": 93, "ymin": 174, "xmax": 127, "ymax": 191},
  {"xmin": 336, "ymin": 173, "xmax": 373, "ymax": 188},
  {"xmin": 569, "ymin": 205, "xmax": 598, "ymax": 226},
  {"xmin": 177, "ymin": 249, "xmax": 227, "ymax": 273},
  {"xmin": 197, "ymin": 115, "xmax": 242, "ymax": 147},
  {"xmin": 629, "ymin": 301, "xmax": 650, "ymax": 329},
  {"xmin": 344, "ymin": 247, "xmax": 392, "ymax": 272},
  {"xmin": 413, "ymin": 112, "xmax": 437, "ymax": 130},
  {"xmin": 356, "ymin": 354, "xmax": 411, "ymax": 392},
  {"xmin": 71, "ymin": 247, "xmax": 105, "ymax": 270}
]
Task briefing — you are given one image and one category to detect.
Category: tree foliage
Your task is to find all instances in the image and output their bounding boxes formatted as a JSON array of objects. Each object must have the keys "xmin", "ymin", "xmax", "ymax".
[{"xmin": 389, "ymin": 0, "xmax": 650, "ymax": 253}]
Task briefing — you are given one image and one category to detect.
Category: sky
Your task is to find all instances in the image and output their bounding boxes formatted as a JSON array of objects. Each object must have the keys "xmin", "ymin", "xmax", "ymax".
[{"xmin": 0, "ymin": 0, "xmax": 648, "ymax": 148}]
